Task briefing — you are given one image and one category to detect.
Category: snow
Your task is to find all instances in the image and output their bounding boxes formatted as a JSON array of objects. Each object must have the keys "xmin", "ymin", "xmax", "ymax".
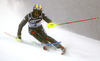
[{"xmin": 0, "ymin": 1, "xmax": 100, "ymax": 61}]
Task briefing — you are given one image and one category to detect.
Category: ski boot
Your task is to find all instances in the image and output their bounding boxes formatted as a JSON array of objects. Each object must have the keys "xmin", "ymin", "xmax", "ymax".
[
  {"xmin": 43, "ymin": 42, "xmax": 53, "ymax": 50},
  {"xmin": 43, "ymin": 46, "xmax": 47, "ymax": 50},
  {"xmin": 61, "ymin": 46, "xmax": 66, "ymax": 55}
]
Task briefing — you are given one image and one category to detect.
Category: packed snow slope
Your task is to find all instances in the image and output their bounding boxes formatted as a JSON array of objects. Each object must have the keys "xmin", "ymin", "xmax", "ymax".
[{"xmin": 0, "ymin": 1, "xmax": 100, "ymax": 61}]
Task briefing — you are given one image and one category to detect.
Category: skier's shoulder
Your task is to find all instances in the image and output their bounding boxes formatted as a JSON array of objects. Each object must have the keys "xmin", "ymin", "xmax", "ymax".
[
  {"xmin": 41, "ymin": 12, "xmax": 45, "ymax": 15},
  {"xmin": 24, "ymin": 12, "xmax": 32, "ymax": 20},
  {"xmin": 41, "ymin": 12, "xmax": 46, "ymax": 17},
  {"xmin": 25, "ymin": 12, "xmax": 32, "ymax": 17}
]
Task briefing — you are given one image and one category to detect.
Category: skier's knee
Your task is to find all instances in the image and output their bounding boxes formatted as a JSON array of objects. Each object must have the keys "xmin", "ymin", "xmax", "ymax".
[
  {"xmin": 32, "ymin": 32, "xmax": 35, "ymax": 34},
  {"xmin": 46, "ymin": 37, "xmax": 49, "ymax": 40},
  {"xmin": 46, "ymin": 36, "xmax": 51, "ymax": 40},
  {"xmin": 29, "ymin": 30, "xmax": 35, "ymax": 35}
]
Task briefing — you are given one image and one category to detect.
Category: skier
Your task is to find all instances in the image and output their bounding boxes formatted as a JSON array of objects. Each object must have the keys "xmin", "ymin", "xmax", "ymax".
[{"xmin": 17, "ymin": 4, "xmax": 66, "ymax": 54}]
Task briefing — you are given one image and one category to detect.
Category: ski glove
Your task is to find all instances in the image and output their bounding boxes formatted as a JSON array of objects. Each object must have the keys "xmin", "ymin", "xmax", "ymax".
[{"xmin": 47, "ymin": 22, "xmax": 57, "ymax": 28}]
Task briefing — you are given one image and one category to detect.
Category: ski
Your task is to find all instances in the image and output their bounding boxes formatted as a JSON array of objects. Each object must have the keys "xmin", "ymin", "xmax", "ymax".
[{"xmin": 61, "ymin": 47, "xmax": 66, "ymax": 55}]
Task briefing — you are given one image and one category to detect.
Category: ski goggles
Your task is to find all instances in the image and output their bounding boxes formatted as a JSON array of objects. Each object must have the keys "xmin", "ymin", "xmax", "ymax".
[{"xmin": 34, "ymin": 10, "xmax": 42, "ymax": 14}]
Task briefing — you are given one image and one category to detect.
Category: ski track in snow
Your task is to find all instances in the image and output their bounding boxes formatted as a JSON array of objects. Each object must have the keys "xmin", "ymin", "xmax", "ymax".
[{"xmin": 0, "ymin": 1, "xmax": 100, "ymax": 61}]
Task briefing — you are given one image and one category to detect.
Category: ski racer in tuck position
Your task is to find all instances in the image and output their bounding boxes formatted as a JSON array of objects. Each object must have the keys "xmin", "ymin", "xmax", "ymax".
[{"xmin": 17, "ymin": 4, "xmax": 66, "ymax": 54}]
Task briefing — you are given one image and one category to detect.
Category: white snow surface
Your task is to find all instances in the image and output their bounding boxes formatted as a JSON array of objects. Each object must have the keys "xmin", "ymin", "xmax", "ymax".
[{"xmin": 0, "ymin": 1, "xmax": 100, "ymax": 61}]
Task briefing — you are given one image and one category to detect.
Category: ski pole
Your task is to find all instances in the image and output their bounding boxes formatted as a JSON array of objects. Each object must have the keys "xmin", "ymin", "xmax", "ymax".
[
  {"xmin": 48, "ymin": 17, "xmax": 99, "ymax": 28},
  {"xmin": 4, "ymin": 32, "xmax": 21, "ymax": 41},
  {"xmin": 4, "ymin": 32, "xmax": 16, "ymax": 38},
  {"xmin": 58, "ymin": 17, "xmax": 99, "ymax": 25}
]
